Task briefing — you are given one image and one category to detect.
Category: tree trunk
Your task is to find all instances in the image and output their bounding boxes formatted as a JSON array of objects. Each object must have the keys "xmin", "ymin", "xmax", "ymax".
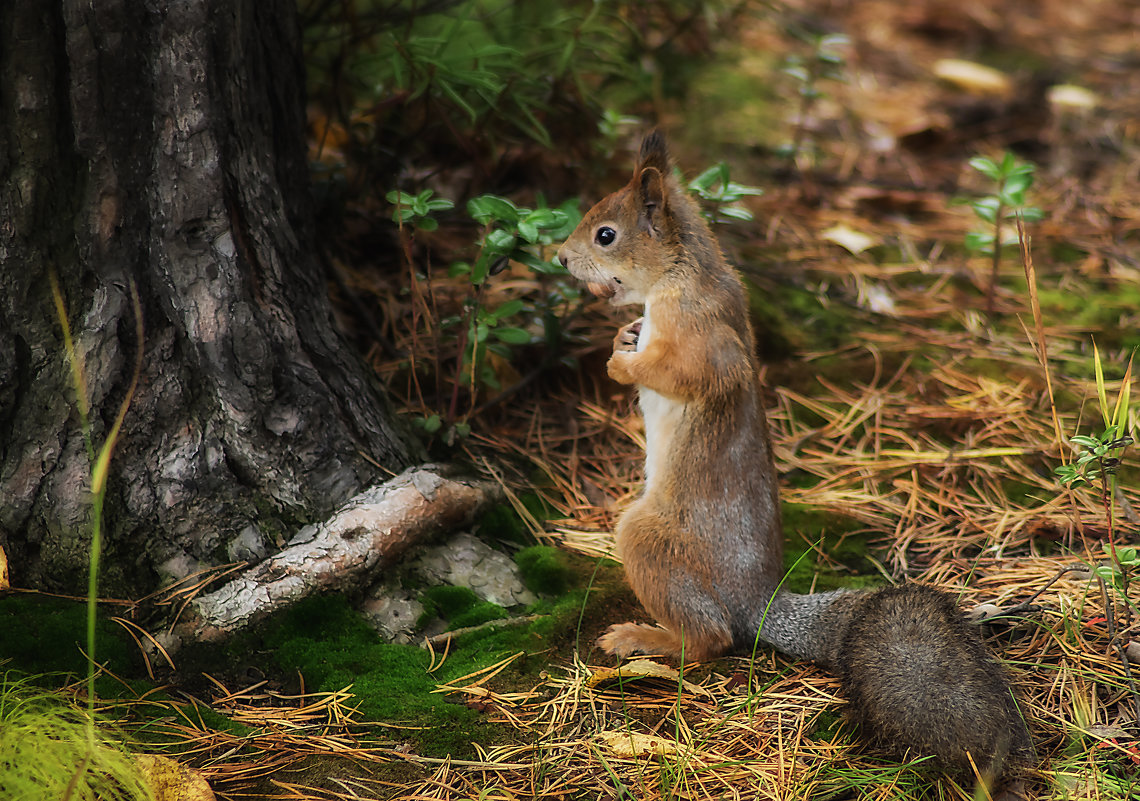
[{"xmin": 0, "ymin": 0, "xmax": 422, "ymax": 596}]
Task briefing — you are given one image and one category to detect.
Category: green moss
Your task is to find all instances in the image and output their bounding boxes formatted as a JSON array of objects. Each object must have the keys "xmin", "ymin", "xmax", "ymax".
[
  {"xmin": 515, "ymin": 545, "xmax": 574, "ymax": 596},
  {"xmin": 257, "ymin": 594, "xmax": 501, "ymax": 756},
  {"xmin": 742, "ymin": 274, "xmax": 854, "ymax": 358},
  {"xmin": 0, "ymin": 595, "xmax": 138, "ymax": 692},
  {"xmin": 420, "ymin": 584, "xmax": 481, "ymax": 619},
  {"xmin": 416, "ymin": 585, "xmax": 508, "ymax": 630},
  {"xmin": 780, "ymin": 503, "xmax": 879, "ymax": 594},
  {"xmin": 475, "ymin": 494, "xmax": 554, "ymax": 546},
  {"xmin": 450, "ymin": 601, "xmax": 509, "ymax": 629},
  {"xmin": 1036, "ymin": 284, "xmax": 1140, "ymax": 351}
]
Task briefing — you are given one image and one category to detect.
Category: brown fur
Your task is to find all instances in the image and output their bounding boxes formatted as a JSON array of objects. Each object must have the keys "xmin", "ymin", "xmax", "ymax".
[
  {"xmin": 836, "ymin": 585, "xmax": 1032, "ymax": 776},
  {"xmin": 557, "ymin": 131, "xmax": 1032, "ymax": 778}
]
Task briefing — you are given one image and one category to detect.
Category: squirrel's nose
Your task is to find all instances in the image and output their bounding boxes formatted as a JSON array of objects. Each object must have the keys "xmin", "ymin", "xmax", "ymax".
[{"xmin": 556, "ymin": 247, "xmax": 569, "ymax": 269}]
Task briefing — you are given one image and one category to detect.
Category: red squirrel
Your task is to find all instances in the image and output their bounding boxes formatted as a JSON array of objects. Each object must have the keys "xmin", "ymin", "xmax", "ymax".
[{"xmin": 557, "ymin": 131, "xmax": 1031, "ymax": 779}]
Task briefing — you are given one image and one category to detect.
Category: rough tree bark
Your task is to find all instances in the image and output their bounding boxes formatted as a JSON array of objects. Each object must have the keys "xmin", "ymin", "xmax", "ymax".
[{"xmin": 0, "ymin": 1, "xmax": 424, "ymax": 596}]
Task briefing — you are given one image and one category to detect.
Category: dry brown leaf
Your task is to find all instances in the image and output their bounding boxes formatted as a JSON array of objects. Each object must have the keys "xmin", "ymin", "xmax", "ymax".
[
  {"xmin": 587, "ymin": 658, "xmax": 710, "ymax": 696},
  {"xmin": 1047, "ymin": 84, "xmax": 1098, "ymax": 112},
  {"xmin": 821, "ymin": 224, "xmax": 877, "ymax": 255},
  {"xmin": 932, "ymin": 59, "xmax": 1011, "ymax": 96},
  {"xmin": 598, "ymin": 730, "xmax": 681, "ymax": 758},
  {"xmin": 136, "ymin": 754, "xmax": 216, "ymax": 801}
]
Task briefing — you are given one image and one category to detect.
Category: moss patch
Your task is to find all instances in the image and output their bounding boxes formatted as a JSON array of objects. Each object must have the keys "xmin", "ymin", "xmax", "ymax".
[
  {"xmin": 0, "ymin": 595, "xmax": 139, "ymax": 693},
  {"xmin": 781, "ymin": 503, "xmax": 880, "ymax": 594},
  {"xmin": 1036, "ymin": 284, "xmax": 1140, "ymax": 352},
  {"xmin": 515, "ymin": 545, "xmax": 574, "ymax": 596}
]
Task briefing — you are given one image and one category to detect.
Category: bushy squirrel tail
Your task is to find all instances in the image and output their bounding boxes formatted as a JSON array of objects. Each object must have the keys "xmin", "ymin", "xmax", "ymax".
[{"xmin": 755, "ymin": 584, "xmax": 1032, "ymax": 777}]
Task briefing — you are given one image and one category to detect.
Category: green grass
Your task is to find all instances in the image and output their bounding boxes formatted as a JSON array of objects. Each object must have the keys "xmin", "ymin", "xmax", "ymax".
[{"xmin": 0, "ymin": 673, "xmax": 153, "ymax": 801}]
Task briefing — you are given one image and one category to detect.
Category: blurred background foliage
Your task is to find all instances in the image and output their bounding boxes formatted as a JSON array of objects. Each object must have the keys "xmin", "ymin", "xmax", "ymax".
[
  {"xmin": 299, "ymin": 0, "xmax": 754, "ymax": 444},
  {"xmin": 299, "ymin": 0, "xmax": 744, "ymax": 205}
]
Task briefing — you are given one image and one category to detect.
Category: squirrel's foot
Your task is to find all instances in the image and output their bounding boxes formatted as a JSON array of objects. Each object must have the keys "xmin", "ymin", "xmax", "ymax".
[
  {"xmin": 598, "ymin": 621, "xmax": 729, "ymax": 662},
  {"xmin": 613, "ymin": 318, "xmax": 643, "ymax": 353}
]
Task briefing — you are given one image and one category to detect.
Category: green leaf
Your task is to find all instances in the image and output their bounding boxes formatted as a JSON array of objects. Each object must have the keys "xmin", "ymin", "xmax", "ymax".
[
  {"xmin": 492, "ymin": 326, "xmax": 530, "ymax": 344},
  {"xmin": 1093, "ymin": 341, "xmax": 1111, "ymax": 428},
  {"xmin": 689, "ymin": 164, "xmax": 725, "ymax": 193},
  {"xmin": 490, "ymin": 299, "xmax": 524, "ymax": 320},
  {"xmin": 1114, "ymin": 350, "xmax": 1134, "ymax": 436},
  {"xmin": 515, "ymin": 250, "xmax": 566, "ymax": 274},
  {"xmin": 1071, "ymin": 435, "xmax": 1101, "ymax": 449},
  {"xmin": 1018, "ymin": 207, "xmax": 1044, "ymax": 222},
  {"xmin": 971, "ymin": 197, "xmax": 1000, "ymax": 223},
  {"xmin": 964, "ymin": 231, "xmax": 994, "ymax": 252},
  {"xmin": 517, "ymin": 219, "xmax": 539, "ymax": 243},
  {"xmin": 725, "ymin": 181, "xmax": 764, "ymax": 198},
  {"xmin": 420, "ymin": 414, "xmax": 442, "ymax": 433},
  {"xmin": 1093, "ymin": 563, "xmax": 1120, "ymax": 581},
  {"xmin": 468, "ymin": 195, "xmax": 520, "ymax": 225},
  {"xmin": 526, "ymin": 208, "xmax": 559, "ymax": 228},
  {"xmin": 416, "ymin": 216, "xmax": 439, "ymax": 232},
  {"xmin": 471, "ymin": 254, "xmax": 491, "ymax": 284},
  {"xmin": 1003, "ymin": 173, "xmax": 1033, "ymax": 196},
  {"xmin": 484, "ymin": 228, "xmax": 517, "ymax": 253},
  {"xmin": 717, "ymin": 206, "xmax": 754, "ymax": 221},
  {"xmin": 968, "ymin": 157, "xmax": 1000, "ymax": 180},
  {"xmin": 448, "ymin": 261, "xmax": 471, "ymax": 278},
  {"xmin": 1116, "ymin": 546, "xmax": 1139, "ymax": 564},
  {"xmin": 782, "ymin": 65, "xmax": 811, "ymax": 83}
]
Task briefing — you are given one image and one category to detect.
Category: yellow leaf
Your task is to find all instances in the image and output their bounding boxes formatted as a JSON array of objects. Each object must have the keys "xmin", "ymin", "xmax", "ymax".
[
  {"xmin": 933, "ymin": 59, "xmax": 1011, "ymax": 96},
  {"xmin": 1047, "ymin": 84, "xmax": 1098, "ymax": 112},
  {"xmin": 587, "ymin": 659, "xmax": 710, "ymax": 696},
  {"xmin": 136, "ymin": 754, "xmax": 216, "ymax": 801},
  {"xmin": 599, "ymin": 730, "xmax": 680, "ymax": 758},
  {"xmin": 1094, "ymin": 340, "xmax": 1111, "ymax": 428},
  {"xmin": 0, "ymin": 544, "xmax": 8, "ymax": 591},
  {"xmin": 821, "ymin": 224, "xmax": 876, "ymax": 255},
  {"xmin": 1115, "ymin": 351, "xmax": 1134, "ymax": 436}
]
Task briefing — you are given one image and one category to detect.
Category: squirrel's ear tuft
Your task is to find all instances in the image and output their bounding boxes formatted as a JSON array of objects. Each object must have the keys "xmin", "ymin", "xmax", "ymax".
[
  {"xmin": 637, "ymin": 166, "xmax": 667, "ymax": 237},
  {"xmin": 638, "ymin": 129, "xmax": 670, "ymax": 174}
]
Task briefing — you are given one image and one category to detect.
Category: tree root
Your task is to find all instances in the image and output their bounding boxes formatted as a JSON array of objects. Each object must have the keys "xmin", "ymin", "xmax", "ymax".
[{"xmin": 159, "ymin": 465, "xmax": 500, "ymax": 650}]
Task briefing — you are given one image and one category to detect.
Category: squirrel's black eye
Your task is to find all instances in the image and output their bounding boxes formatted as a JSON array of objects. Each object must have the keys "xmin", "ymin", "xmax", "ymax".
[{"xmin": 595, "ymin": 226, "xmax": 617, "ymax": 246}]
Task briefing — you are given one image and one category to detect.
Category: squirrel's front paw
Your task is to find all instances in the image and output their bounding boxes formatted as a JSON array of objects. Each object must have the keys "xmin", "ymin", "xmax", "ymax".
[{"xmin": 613, "ymin": 318, "xmax": 643, "ymax": 353}]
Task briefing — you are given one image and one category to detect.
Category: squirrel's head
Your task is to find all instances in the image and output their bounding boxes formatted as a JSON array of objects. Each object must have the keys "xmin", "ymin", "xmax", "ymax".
[{"xmin": 557, "ymin": 131, "xmax": 679, "ymax": 306}]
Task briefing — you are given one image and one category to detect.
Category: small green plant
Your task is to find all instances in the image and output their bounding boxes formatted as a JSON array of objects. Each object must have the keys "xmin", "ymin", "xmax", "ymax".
[
  {"xmin": 448, "ymin": 194, "xmax": 580, "ymax": 409},
  {"xmin": 960, "ymin": 152, "xmax": 1044, "ymax": 314},
  {"xmin": 778, "ymin": 32, "xmax": 849, "ymax": 166},
  {"xmin": 1055, "ymin": 342, "xmax": 1139, "ymax": 724},
  {"xmin": 386, "ymin": 189, "xmax": 455, "ymax": 231},
  {"xmin": 1055, "ymin": 342, "xmax": 1134, "ymax": 538},
  {"xmin": 687, "ymin": 163, "xmax": 763, "ymax": 224},
  {"xmin": 387, "ymin": 188, "xmax": 582, "ymax": 436},
  {"xmin": 44, "ymin": 277, "xmax": 149, "ymax": 798}
]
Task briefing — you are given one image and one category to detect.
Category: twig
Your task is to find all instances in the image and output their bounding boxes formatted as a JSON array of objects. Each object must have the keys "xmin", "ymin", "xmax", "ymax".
[{"xmin": 420, "ymin": 614, "xmax": 543, "ymax": 649}]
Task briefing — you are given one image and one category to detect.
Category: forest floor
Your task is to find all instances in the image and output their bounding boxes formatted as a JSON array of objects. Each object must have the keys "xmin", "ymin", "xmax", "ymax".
[
  {"xmin": 279, "ymin": 0, "xmax": 1140, "ymax": 797},
  {"xmin": 344, "ymin": 0, "xmax": 1140, "ymax": 798},
  {"xmin": 6, "ymin": 0, "xmax": 1140, "ymax": 799},
  {"xmin": 181, "ymin": 0, "xmax": 1140, "ymax": 798}
]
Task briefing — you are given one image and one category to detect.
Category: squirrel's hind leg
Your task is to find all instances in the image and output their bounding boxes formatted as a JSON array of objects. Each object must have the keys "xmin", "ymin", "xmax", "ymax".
[
  {"xmin": 602, "ymin": 504, "xmax": 735, "ymax": 663},
  {"xmin": 598, "ymin": 621, "xmax": 731, "ymax": 662}
]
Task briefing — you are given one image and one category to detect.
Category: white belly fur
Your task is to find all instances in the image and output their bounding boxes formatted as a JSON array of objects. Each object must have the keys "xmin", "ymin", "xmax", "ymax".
[{"xmin": 636, "ymin": 303, "xmax": 684, "ymax": 489}]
